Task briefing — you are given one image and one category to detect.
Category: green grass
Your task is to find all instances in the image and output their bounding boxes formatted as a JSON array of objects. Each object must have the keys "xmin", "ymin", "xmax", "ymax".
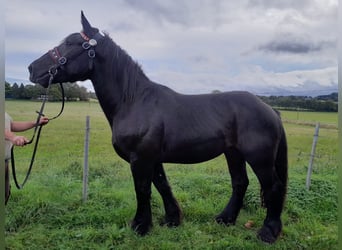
[
  {"xmin": 5, "ymin": 100, "xmax": 338, "ymax": 249},
  {"xmin": 281, "ymin": 110, "xmax": 337, "ymax": 127}
]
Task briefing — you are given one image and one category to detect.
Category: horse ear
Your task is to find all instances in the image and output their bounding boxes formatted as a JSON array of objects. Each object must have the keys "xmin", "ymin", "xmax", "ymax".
[{"xmin": 81, "ymin": 11, "xmax": 93, "ymax": 34}]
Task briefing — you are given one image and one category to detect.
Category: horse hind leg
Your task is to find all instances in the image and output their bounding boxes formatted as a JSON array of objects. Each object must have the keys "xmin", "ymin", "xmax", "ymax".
[
  {"xmin": 250, "ymin": 158, "xmax": 286, "ymax": 244},
  {"xmin": 215, "ymin": 148, "xmax": 249, "ymax": 225},
  {"xmin": 152, "ymin": 163, "xmax": 183, "ymax": 227}
]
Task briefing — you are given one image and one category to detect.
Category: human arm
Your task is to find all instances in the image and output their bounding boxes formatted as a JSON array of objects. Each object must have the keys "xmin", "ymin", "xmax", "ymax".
[
  {"xmin": 5, "ymin": 129, "xmax": 28, "ymax": 146},
  {"xmin": 4, "ymin": 117, "xmax": 49, "ymax": 146},
  {"xmin": 11, "ymin": 117, "xmax": 49, "ymax": 132}
]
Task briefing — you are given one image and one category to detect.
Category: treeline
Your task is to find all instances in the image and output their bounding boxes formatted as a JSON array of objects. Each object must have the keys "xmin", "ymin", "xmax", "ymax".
[
  {"xmin": 6, "ymin": 82, "xmax": 338, "ymax": 112},
  {"xmin": 258, "ymin": 93, "xmax": 338, "ymax": 112},
  {"xmin": 5, "ymin": 82, "xmax": 97, "ymax": 101}
]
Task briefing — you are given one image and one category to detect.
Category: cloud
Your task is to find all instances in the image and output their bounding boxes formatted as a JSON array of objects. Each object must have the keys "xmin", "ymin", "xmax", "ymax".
[
  {"xmin": 248, "ymin": 0, "xmax": 312, "ymax": 10},
  {"xmin": 260, "ymin": 40, "xmax": 320, "ymax": 54},
  {"xmin": 122, "ymin": 0, "xmax": 233, "ymax": 29},
  {"xmin": 259, "ymin": 34, "xmax": 336, "ymax": 54},
  {"xmin": 123, "ymin": 0, "xmax": 190, "ymax": 25},
  {"xmin": 148, "ymin": 64, "xmax": 337, "ymax": 96},
  {"xmin": 4, "ymin": 0, "xmax": 338, "ymax": 96}
]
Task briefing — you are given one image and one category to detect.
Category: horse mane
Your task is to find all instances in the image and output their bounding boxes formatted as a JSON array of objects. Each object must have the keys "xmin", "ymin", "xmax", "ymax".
[{"xmin": 100, "ymin": 34, "xmax": 149, "ymax": 102}]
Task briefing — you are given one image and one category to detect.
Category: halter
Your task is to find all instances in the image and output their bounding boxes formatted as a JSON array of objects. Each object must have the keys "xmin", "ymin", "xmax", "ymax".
[
  {"xmin": 48, "ymin": 31, "xmax": 103, "ymax": 75},
  {"xmin": 11, "ymin": 31, "xmax": 104, "ymax": 189}
]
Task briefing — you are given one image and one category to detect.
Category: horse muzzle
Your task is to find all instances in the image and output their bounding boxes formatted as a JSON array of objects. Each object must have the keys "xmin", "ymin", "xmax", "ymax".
[{"xmin": 28, "ymin": 61, "xmax": 52, "ymax": 88}]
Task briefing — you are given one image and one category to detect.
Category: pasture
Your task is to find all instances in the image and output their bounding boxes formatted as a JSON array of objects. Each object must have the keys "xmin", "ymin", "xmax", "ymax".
[{"xmin": 5, "ymin": 100, "xmax": 337, "ymax": 249}]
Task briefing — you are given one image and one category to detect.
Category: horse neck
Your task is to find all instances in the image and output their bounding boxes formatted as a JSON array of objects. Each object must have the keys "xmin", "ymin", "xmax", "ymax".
[{"xmin": 90, "ymin": 41, "xmax": 150, "ymax": 124}]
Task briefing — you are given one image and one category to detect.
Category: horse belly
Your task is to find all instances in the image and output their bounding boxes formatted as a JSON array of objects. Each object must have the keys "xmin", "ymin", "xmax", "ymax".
[{"xmin": 162, "ymin": 138, "xmax": 225, "ymax": 164}]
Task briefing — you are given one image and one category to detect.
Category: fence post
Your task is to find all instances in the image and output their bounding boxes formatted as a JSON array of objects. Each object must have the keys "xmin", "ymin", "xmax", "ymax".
[
  {"xmin": 306, "ymin": 122, "xmax": 320, "ymax": 190},
  {"xmin": 82, "ymin": 116, "xmax": 90, "ymax": 202}
]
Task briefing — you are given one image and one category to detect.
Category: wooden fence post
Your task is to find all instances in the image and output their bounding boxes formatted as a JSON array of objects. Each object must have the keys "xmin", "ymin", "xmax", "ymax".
[
  {"xmin": 306, "ymin": 122, "xmax": 320, "ymax": 190},
  {"xmin": 82, "ymin": 116, "xmax": 90, "ymax": 202}
]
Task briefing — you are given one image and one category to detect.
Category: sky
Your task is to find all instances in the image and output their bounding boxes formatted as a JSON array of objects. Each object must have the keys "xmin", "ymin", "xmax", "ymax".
[{"xmin": 5, "ymin": 0, "xmax": 338, "ymax": 96}]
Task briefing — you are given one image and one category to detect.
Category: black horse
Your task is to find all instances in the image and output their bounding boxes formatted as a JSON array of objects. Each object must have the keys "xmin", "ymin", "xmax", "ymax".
[{"xmin": 29, "ymin": 12, "xmax": 287, "ymax": 243}]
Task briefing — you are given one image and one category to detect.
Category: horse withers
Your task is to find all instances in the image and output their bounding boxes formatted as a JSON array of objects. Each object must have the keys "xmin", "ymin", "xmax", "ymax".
[{"xmin": 28, "ymin": 12, "xmax": 288, "ymax": 243}]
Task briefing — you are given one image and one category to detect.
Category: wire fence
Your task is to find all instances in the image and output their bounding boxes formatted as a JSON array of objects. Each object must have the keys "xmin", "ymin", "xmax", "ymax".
[
  {"xmin": 9, "ymin": 114, "xmax": 337, "ymax": 198},
  {"xmin": 11, "ymin": 115, "xmax": 338, "ymax": 162}
]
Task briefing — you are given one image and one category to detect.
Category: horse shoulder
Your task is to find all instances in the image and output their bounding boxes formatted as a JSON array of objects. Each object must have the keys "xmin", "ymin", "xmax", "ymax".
[{"xmin": 112, "ymin": 102, "xmax": 164, "ymax": 158}]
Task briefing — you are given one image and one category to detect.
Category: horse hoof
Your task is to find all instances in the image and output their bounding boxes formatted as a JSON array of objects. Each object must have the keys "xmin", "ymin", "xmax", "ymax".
[
  {"xmin": 215, "ymin": 215, "xmax": 235, "ymax": 226},
  {"xmin": 131, "ymin": 220, "xmax": 152, "ymax": 236},
  {"xmin": 159, "ymin": 217, "xmax": 181, "ymax": 228},
  {"xmin": 257, "ymin": 225, "xmax": 279, "ymax": 244}
]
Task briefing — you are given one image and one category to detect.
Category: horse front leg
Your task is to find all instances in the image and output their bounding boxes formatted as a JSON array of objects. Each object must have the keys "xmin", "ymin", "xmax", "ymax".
[
  {"xmin": 130, "ymin": 155, "xmax": 154, "ymax": 236},
  {"xmin": 152, "ymin": 163, "xmax": 182, "ymax": 227}
]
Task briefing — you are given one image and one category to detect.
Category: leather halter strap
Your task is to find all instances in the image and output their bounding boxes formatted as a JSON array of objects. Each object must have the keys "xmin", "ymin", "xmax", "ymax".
[{"xmin": 47, "ymin": 31, "xmax": 104, "ymax": 75}]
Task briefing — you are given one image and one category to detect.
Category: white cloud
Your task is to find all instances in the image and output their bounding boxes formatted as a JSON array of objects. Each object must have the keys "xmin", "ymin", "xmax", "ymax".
[{"xmin": 5, "ymin": 0, "xmax": 337, "ymax": 95}]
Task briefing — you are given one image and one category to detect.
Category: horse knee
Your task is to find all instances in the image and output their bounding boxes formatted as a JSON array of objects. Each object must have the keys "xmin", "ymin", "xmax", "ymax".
[{"xmin": 232, "ymin": 175, "xmax": 249, "ymax": 197}]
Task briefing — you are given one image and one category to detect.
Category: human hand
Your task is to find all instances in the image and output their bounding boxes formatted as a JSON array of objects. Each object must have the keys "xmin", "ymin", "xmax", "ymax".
[
  {"xmin": 12, "ymin": 136, "xmax": 29, "ymax": 146},
  {"xmin": 39, "ymin": 117, "xmax": 49, "ymax": 126}
]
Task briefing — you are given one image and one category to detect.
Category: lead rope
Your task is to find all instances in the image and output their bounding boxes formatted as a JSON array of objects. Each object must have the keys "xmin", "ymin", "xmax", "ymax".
[{"xmin": 11, "ymin": 73, "xmax": 65, "ymax": 189}]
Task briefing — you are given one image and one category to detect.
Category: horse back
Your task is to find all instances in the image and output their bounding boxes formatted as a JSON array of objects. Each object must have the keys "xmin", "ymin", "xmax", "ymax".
[{"xmin": 159, "ymin": 90, "xmax": 282, "ymax": 163}]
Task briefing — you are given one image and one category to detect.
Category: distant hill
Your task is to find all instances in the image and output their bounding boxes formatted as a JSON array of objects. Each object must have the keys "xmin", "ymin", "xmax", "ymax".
[{"xmin": 316, "ymin": 92, "xmax": 338, "ymax": 102}]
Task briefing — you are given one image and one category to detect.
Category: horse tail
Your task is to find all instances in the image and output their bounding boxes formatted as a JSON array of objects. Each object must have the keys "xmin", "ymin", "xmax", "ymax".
[
  {"xmin": 260, "ymin": 125, "xmax": 288, "ymax": 208},
  {"xmin": 275, "ymin": 126, "xmax": 288, "ymax": 203},
  {"xmin": 273, "ymin": 108, "xmax": 288, "ymax": 188}
]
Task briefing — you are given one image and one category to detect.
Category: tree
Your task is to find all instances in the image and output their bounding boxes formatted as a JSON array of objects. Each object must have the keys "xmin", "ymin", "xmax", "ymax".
[
  {"xmin": 65, "ymin": 83, "xmax": 81, "ymax": 101},
  {"xmin": 259, "ymin": 93, "xmax": 338, "ymax": 112},
  {"xmin": 5, "ymin": 82, "xmax": 12, "ymax": 98},
  {"xmin": 11, "ymin": 83, "xmax": 20, "ymax": 99},
  {"xmin": 79, "ymin": 86, "xmax": 90, "ymax": 101},
  {"xmin": 5, "ymin": 82, "xmax": 92, "ymax": 102}
]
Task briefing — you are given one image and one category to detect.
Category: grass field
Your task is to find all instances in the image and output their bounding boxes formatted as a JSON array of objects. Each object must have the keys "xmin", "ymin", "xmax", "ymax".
[{"xmin": 5, "ymin": 100, "xmax": 338, "ymax": 249}]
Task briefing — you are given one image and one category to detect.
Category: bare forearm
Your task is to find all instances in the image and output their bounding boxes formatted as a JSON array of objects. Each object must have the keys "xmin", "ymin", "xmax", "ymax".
[
  {"xmin": 11, "ymin": 117, "xmax": 49, "ymax": 132},
  {"xmin": 11, "ymin": 121, "xmax": 37, "ymax": 132}
]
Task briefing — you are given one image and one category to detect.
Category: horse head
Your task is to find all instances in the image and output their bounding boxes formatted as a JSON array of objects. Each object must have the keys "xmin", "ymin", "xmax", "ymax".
[{"xmin": 28, "ymin": 11, "xmax": 105, "ymax": 87}]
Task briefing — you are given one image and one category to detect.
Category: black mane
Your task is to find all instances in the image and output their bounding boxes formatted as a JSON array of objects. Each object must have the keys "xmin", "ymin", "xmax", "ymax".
[{"xmin": 100, "ymin": 34, "xmax": 149, "ymax": 102}]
